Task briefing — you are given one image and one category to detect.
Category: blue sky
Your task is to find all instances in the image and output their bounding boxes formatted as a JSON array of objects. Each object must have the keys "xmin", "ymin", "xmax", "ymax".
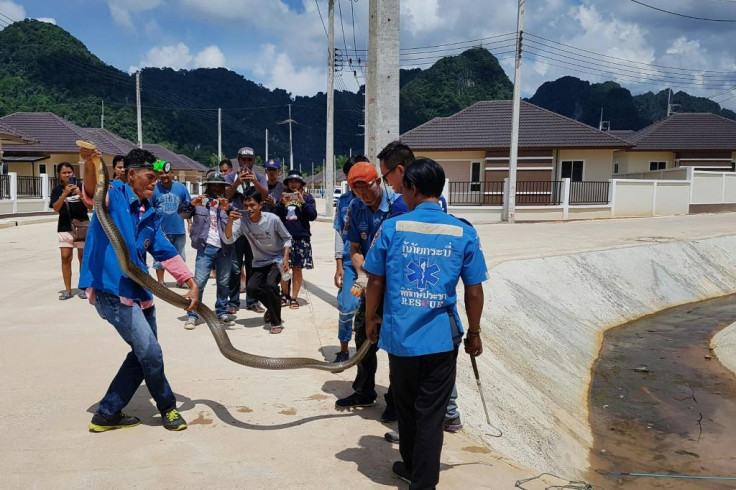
[{"xmin": 2, "ymin": 0, "xmax": 736, "ymax": 110}]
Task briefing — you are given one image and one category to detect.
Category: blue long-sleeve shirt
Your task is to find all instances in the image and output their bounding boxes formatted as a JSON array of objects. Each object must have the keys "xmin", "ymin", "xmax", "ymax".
[{"xmin": 275, "ymin": 193, "xmax": 317, "ymax": 241}]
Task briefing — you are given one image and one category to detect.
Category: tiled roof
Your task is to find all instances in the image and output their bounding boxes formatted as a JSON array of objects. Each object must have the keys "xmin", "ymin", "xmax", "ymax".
[
  {"xmin": 606, "ymin": 130, "xmax": 636, "ymax": 142},
  {"xmin": 84, "ymin": 128, "xmax": 137, "ymax": 155},
  {"xmin": 627, "ymin": 113, "xmax": 736, "ymax": 150},
  {"xmin": 0, "ymin": 112, "xmax": 125, "ymax": 154},
  {"xmin": 144, "ymin": 144, "xmax": 209, "ymax": 172},
  {"xmin": 0, "ymin": 121, "xmax": 35, "ymax": 143},
  {"xmin": 400, "ymin": 100, "xmax": 632, "ymax": 150}
]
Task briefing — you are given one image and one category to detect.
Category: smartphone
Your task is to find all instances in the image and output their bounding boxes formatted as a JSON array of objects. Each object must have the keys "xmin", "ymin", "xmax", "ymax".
[{"xmin": 68, "ymin": 176, "xmax": 77, "ymax": 186}]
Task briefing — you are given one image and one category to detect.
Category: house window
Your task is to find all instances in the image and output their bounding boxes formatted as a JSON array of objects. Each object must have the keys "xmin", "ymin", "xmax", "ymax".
[
  {"xmin": 470, "ymin": 161, "xmax": 481, "ymax": 191},
  {"xmin": 613, "ymin": 162, "xmax": 619, "ymax": 174},
  {"xmin": 649, "ymin": 161, "xmax": 666, "ymax": 171},
  {"xmin": 39, "ymin": 164, "xmax": 47, "ymax": 174},
  {"xmin": 561, "ymin": 161, "xmax": 584, "ymax": 182}
]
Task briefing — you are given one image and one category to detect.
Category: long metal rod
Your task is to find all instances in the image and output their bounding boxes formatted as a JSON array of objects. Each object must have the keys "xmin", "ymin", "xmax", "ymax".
[{"xmin": 471, "ymin": 356, "xmax": 492, "ymax": 425}]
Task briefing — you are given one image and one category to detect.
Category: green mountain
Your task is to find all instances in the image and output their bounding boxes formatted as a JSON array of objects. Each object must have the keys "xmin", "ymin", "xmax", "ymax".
[
  {"xmin": 400, "ymin": 47, "xmax": 513, "ymax": 132},
  {"xmin": 529, "ymin": 76, "xmax": 736, "ymax": 130}
]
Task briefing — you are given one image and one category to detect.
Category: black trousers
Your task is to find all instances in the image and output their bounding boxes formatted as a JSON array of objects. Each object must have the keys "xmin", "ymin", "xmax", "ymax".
[
  {"xmin": 352, "ymin": 295, "xmax": 386, "ymax": 400},
  {"xmin": 389, "ymin": 347, "xmax": 458, "ymax": 490},
  {"xmin": 246, "ymin": 263, "xmax": 282, "ymax": 324},
  {"xmin": 228, "ymin": 235, "xmax": 256, "ymax": 308}
]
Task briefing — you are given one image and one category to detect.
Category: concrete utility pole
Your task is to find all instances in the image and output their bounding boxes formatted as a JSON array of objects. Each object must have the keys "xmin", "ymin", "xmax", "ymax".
[
  {"xmin": 101, "ymin": 99, "xmax": 104, "ymax": 129},
  {"xmin": 136, "ymin": 71, "xmax": 143, "ymax": 148},
  {"xmin": 325, "ymin": 0, "xmax": 335, "ymax": 217},
  {"xmin": 506, "ymin": 0, "xmax": 524, "ymax": 223},
  {"xmin": 217, "ymin": 107, "xmax": 222, "ymax": 161},
  {"xmin": 265, "ymin": 129, "xmax": 269, "ymax": 161},
  {"xmin": 278, "ymin": 104, "xmax": 296, "ymax": 171},
  {"xmin": 365, "ymin": 0, "xmax": 400, "ymax": 167}
]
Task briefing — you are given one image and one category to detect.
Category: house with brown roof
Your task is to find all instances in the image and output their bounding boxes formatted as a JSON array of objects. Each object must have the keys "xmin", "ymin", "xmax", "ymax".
[
  {"xmin": 400, "ymin": 101, "xmax": 632, "ymax": 205},
  {"xmin": 612, "ymin": 113, "xmax": 736, "ymax": 175},
  {"xmin": 0, "ymin": 112, "xmax": 208, "ymax": 182}
]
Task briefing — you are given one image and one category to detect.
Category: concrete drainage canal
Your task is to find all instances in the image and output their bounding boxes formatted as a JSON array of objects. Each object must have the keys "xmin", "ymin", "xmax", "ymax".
[{"xmin": 588, "ymin": 295, "xmax": 736, "ymax": 489}]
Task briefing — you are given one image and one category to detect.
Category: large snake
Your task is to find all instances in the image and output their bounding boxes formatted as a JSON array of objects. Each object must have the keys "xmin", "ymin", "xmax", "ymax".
[{"xmin": 78, "ymin": 140, "xmax": 371, "ymax": 372}]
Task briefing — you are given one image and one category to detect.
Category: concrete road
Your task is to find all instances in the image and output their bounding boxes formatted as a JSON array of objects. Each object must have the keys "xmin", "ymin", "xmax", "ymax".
[{"xmin": 1, "ymin": 211, "xmax": 734, "ymax": 489}]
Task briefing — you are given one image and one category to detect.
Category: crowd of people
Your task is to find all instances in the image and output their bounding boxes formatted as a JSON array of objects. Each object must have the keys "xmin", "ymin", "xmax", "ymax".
[{"xmin": 67, "ymin": 140, "xmax": 487, "ymax": 489}]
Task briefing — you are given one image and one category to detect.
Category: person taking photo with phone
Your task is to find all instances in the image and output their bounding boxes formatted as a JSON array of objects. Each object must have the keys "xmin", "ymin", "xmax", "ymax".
[{"xmin": 50, "ymin": 162, "xmax": 92, "ymax": 300}]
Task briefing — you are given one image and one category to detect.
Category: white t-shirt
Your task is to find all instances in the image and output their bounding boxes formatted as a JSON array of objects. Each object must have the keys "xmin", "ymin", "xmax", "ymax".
[{"xmin": 206, "ymin": 204, "xmax": 221, "ymax": 248}]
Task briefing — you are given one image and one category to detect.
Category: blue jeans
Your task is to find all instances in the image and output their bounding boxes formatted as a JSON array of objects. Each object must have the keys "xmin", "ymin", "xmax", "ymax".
[
  {"xmin": 93, "ymin": 290, "xmax": 176, "ymax": 416},
  {"xmin": 189, "ymin": 244, "xmax": 231, "ymax": 319},
  {"xmin": 445, "ymin": 384, "xmax": 460, "ymax": 420},
  {"xmin": 152, "ymin": 233, "xmax": 186, "ymax": 270},
  {"xmin": 337, "ymin": 261, "xmax": 360, "ymax": 343}
]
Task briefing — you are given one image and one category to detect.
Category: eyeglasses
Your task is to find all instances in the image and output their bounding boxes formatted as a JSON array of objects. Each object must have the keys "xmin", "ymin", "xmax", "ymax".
[
  {"xmin": 381, "ymin": 166, "xmax": 396, "ymax": 184},
  {"xmin": 238, "ymin": 156, "xmax": 254, "ymax": 161}
]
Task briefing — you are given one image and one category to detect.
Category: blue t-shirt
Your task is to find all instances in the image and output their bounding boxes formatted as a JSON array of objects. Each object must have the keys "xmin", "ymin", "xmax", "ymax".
[
  {"xmin": 153, "ymin": 181, "xmax": 191, "ymax": 235},
  {"xmin": 334, "ymin": 190, "xmax": 355, "ymax": 258},
  {"xmin": 79, "ymin": 183, "xmax": 179, "ymax": 301},
  {"xmin": 346, "ymin": 188, "xmax": 407, "ymax": 256},
  {"xmin": 363, "ymin": 202, "xmax": 489, "ymax": 357}
]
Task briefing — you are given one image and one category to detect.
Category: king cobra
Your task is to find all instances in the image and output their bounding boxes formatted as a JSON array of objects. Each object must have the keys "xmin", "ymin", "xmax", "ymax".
[{"xmin": 78, "ymin": 140, "xmax": 371, "ymax": 372}]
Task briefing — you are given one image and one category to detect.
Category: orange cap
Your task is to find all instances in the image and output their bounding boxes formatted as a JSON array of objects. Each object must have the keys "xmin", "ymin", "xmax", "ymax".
[{"xmin": 347, "ymin": 162, "xmax": 379, "ymax": 187}]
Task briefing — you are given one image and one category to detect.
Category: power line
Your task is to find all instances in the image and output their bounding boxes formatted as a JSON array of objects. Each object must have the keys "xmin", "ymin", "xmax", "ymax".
[
  {"xmin": 628, "ymin": 0, "xmax": 736, "ymax": 22},
  {"xmin": 313, "ymin": 0, "xmax": 329, "ymax": 38}
]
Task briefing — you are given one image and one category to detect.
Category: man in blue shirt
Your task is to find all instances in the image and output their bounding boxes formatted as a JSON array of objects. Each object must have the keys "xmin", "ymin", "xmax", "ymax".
[
  {"xmin": 152, "ymin": 166, "xmax": 191, "ymax": 287},
  {"xmin": 378, "ymin": 141, "xmax": 459, "ymax": 440},
  {"xmin": 363, "ymin": 158, "xmax": 487, "ymax": 488},
  {"xmin": 80, "ymin": 147, "xmax": 199, "ymax": 433},
  {"xmin": 332, "ymin": 156, "xmax": 366, "ymax": 363},
  {"xmin": 334, "ymin": 162, "xmax": 406, "ymax": 417}
]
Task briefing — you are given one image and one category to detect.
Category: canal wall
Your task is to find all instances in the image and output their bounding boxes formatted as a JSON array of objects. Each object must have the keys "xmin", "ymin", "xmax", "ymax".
[
  {"xmin": 713, "ymin": 321, "xmax": 736, "ymax": 376},
  {"xmin": 457, "ymin": 234, "xmax": 736, "ymax": 479}
]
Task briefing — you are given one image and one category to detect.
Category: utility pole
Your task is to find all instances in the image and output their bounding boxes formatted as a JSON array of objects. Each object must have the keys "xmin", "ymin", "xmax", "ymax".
[
  {"xmin": 101, "ymin": 99, "xmax": 105, "ymax": 129},
  {"xmin": 265, "ymin": 129, "xmax": 269, "ymax": 161},
  {"xmin": 505, "ymin": 0, "xmax": 524, "ymax": 223},
  {"xmin": 217, "ymin": 107, "xmax": 222, "ymax": 161},
  {"xmin": 278, "ymin": 104, "xmax": 297, "ymax": 171},
  {"xmin": 325, "ymin": 0, "xmax": 335, "ymax": 217},
  {"xmin": 365, "ymin": 0, "xmax": 400, "ymax": 167},
  {"xmin": 136, "ymin": 71, "xmax": 143, "ymax": 148}
]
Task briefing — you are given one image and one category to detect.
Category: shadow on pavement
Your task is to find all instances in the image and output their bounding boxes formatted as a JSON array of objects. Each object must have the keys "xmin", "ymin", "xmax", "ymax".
[{"xmin": 335, "ymin": 434, "xmax": 402, "ymax": 487}]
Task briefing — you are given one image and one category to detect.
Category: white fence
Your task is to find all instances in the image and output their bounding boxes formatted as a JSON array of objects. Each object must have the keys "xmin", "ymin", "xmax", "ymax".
[{"xmin": 690, "ymin": 170, "xmax": 736, "ymax": 205}]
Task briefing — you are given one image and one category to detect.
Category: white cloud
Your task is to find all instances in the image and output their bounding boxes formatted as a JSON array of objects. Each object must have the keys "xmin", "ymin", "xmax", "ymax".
[
  {"xmin": 35, "ymin": 17, "xmax": 56, "ymax": 24},
  {"xmin": 253, "ymin": 44, "xmax": 325, "ymax": 96},
  {"xmin": 402, "ymin": 0, "xmax": 441, "ymax": 36},
  {"xmin": 0, "ymin": 1, "xmax": 25, "ymax": 29},
  {"xmin": 108, "ymin": 0, "xmax": 163, "ymax": 28},
  {"xmin": 130, "ymin": 42, "xmax": 227, "ymax": 72}
]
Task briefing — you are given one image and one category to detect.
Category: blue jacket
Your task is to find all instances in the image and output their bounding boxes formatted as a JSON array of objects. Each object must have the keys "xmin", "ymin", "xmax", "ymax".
[
  {"xmin": 178, "ymin": 201, "xmax": 232, "ymax": 252},
  {"xmin": 275, "ymin": 193, "xmax": 317, "ymax": 241},
  {"xmin": 79, "ymin": 182, "xmax": 179, "ymax": 301}
]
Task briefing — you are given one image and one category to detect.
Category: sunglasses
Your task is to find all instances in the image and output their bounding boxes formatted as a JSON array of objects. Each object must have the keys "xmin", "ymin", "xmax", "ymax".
[{"xmin": 352, "ymin": 178, "xmax": 378, "ymax": 190}]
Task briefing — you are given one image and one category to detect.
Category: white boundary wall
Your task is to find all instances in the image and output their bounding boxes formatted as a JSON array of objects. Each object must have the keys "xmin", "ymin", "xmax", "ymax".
[
  {"xmin": 690, "ymin": 169, "xmax": 736, "ymax": 205},
  {"xmin": 459, "ymin": 235, "xmax": 736, "ymax": 477}
]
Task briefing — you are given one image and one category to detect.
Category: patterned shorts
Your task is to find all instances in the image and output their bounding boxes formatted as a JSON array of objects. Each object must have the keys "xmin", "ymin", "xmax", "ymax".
[{"xmin": 290, "ymin": 239, "xmax": 314, "ymax": 270}]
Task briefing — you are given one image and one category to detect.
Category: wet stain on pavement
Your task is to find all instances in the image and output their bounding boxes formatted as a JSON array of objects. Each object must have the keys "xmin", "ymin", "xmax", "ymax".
[
  {"xmin": 461, "ymin": 446, "xmax": 491, "ymax": 454},
  {"xmin": 189, "ymin": 411, "xmax": 213, "ymax": 425},
  {"xmin": 589, "ymin": 295, "xmax": 736, "ymax": 489},
  {"xmin": 308, "ymin": 394, "xmax": 328, "ymax": 401},
  {"xmin": 237, "ymin": 406, "xmax": 253, "ymax": 413},
  {"xmin": 279, "ymin": 408, "xmax": 297, "ymax": 416}
]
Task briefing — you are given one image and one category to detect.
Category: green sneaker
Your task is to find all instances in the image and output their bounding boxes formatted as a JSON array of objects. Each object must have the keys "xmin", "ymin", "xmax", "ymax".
[
  {"xmin": 88, "ymin": 411, "xmax": 140, "ymax": 432},
  {"xmin": 162, "ymin": 408, "xmax": 187, "ymax": 431}
]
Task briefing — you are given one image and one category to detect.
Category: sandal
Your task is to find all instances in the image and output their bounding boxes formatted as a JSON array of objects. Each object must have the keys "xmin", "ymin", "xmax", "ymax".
[
  {"xmin": 280, "ymin": 294, "xmax": 289, "ymax": 307},
  {"xmin": 59, "ymin": 291, "xmax": 73, "ymax": 300},
  {"xmin": 289, "ymin": 299, "xmax": 300, "ymax": 310},
  {"xmin": 78, "ymin": 291, "xmax": 88, "ymax": 300},
  {"xmin": 246, "ymin": 304, "xmax": 266, "ymax": 314},
  {"xmin": 270, "ymin": 325, "xmax": 284, "ymax": 334}
]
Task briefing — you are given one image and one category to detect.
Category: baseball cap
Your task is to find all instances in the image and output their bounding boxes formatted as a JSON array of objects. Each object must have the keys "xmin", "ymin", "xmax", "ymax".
[
  {"xmin": 347, "ymin": 162, "xmax": 379, "ymax": 187},
  {"xmin": 237, "ymin": 147, "xmax": 255, "ymax": 158},
  {"xmin": 264, "ymin": 158, "xmax": 281, "ymax": 170}
]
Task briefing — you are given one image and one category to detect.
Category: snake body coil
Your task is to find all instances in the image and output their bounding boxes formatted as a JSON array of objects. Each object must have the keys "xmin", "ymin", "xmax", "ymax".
[{"xmin": 82, "ymin": 141, "xmax": 370, "ymax": 372}]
